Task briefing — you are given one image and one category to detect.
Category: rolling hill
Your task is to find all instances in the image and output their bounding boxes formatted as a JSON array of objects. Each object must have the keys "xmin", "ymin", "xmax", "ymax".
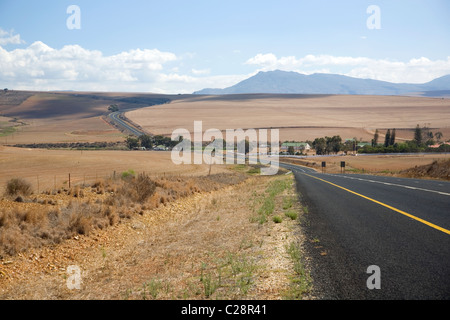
[{"xmin": 193, "ymin": 70, "xmax": 450, "ymax": 96}]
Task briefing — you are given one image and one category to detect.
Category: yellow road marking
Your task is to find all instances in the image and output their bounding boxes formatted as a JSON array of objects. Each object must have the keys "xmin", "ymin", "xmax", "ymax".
[{"xmin": 302, "ymin": 173, "xmax": 450, "ymax": 236}]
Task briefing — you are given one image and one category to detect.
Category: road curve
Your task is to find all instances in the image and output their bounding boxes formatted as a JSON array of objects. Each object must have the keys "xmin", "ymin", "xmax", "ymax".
[
  {"xmin": 108, "ymin": 111, "xmax": 146, "ymax": 137},
  {"xmin": 280, "ymin": 162, "xmax": 450, "ymax": 299}
]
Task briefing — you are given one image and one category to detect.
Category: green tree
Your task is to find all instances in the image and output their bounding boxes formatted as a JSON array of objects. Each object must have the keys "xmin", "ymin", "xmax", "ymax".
[
  {"xmin": 108, "ymin": 104, "xmax": 119, "ymax": 112},
  {"xmin": 372, "ymin": 129, "xmax": 379, "ymax": 147},
  {"xmin": 126, "ymin": 136, "xmax": 139, "ymax": 149},
  {"xmin": 327, "ymin": 135, "xmax": 342, "ymax": 154},
  {"xmin": 153, "ymin": 135, "xmax": 165, "ymax": 146},
  {"xmin": 414, "ymin": 124, "xmax": 422, "ymax": 146},
  {"xmin": 288, "ymin": 146, "xmax": 295, "ymax": 155},
  {"xmin": 139, "ymin": 134, "xmax": 152, "ymax": 149},
  {"xmin": 389, "ymin": 129, "xmax": 396, "ymax": 146},
  {"xmin": 313, "ymin": 137, "xmax": 327, "ymax": 155},
  {"xmin": 384, "ymin": 129, "xmax": 391, "ymax": 147},
  {"xmin": 435, "ymin": 131, "xmax": 443, "ymax": 142}
]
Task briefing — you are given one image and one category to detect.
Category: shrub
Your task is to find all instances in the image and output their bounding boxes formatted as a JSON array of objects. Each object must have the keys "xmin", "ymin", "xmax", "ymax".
[
  {"xmin": 284, "ymin": 210, "xmax": 298, "ymax": 220},
  {"xmin": 131, "ymin": 173, "xmax": 157, "ymax": 203},
  {"xmin": 272, "ymin": 216, "xmax": 282, "ymax": 223},
  {"xmin": 247, "ymin": 167, "xmax": 260, "ymax": 174},
  {"xmin": 5, "ymin": 178, "xmax": 32, "ymax": 197},
  {"xmin": 282, "ymin": 197, "xmax": 293, "ymax": 210},
  {"xmin": 121, "ymin": 169, "xmax": 136, "ymax": 180},
  {"xmin": 118, "ymin": 173, "xmax": 157, "ymax": 203}
]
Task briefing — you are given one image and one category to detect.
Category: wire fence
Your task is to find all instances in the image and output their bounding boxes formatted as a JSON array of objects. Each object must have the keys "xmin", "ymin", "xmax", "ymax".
[{"xmin": 0, "ymin": 170, "xmax": 183, "ymax": 196}]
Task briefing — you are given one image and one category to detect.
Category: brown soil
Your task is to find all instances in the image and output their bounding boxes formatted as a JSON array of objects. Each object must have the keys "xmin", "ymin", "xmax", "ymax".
[{"xmin": 400, "ymin": 159, "xmax": 450, "ymax": 180}]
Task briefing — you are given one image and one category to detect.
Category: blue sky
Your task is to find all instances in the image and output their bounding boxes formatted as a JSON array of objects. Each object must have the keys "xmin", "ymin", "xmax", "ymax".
[{"xmin": 0, "ymin": 0, "xmax": 449, "ymax": 93}]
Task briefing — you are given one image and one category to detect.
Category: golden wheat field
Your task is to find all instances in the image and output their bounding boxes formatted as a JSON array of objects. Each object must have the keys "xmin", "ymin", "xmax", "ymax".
[
  {"xmin": 0, "ymin": 146, "xmax": 226, "ymax": 193},
  {"xmin": 127, "ymin": 94, "xmax": 450, "ymax": 142},
  {"xmin": 2, "ymin": 91, "xmax": 450, "ymax": 145}
]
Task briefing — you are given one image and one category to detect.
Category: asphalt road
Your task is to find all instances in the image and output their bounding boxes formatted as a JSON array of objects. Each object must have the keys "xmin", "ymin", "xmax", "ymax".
[
  {"xmin": 280, "ymin": 162, "xmax": 450, "ymax": 300},
  {"xmin": 108, "ymin": 111, "xmax": 145, "ymax": 137}
]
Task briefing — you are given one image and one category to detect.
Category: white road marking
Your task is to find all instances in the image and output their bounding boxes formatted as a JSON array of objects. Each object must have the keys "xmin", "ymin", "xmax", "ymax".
[{"xmin": 325, "ymin": 174, "xmax": 450, "ymax": 196}]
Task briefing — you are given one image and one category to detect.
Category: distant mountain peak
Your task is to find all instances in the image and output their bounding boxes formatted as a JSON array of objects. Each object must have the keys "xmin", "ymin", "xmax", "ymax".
[{"xmin": 193, "ymin": 71, "xmax": 450, "ymax": 96}]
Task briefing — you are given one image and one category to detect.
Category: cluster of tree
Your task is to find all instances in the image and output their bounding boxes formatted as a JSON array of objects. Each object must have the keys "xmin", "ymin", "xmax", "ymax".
[
  {"xmin": 360, "ymin": 140, "xmax": 421, "ymax": 154},
  {"xmin": 370, "ymin": 128, "xmax": 396, "ymax": 147},
  {"xmin": 312, "ymin": 136, "xmax": 343, "ymax": 155},
  {"xmin": 125, "ymin": 134, "xmax": 179, "ymax": 150},
  {"xmin": 360, "ymin": 125, "xmax": 446, "ymax": 154},
  {"xmin": 413, "ymin": 124, "xmax": 443, "ymax": 146},
  {"xmin": 108, "ymin": 104, "xmax": 119, "ymax": 112}
]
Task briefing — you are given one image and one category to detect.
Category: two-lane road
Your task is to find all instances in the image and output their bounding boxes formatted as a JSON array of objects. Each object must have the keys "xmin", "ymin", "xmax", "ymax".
[
  {"xmin": 280, "ymin": 162, "xmax": 450, "ymax": 299},
  {"xmin": 108, "ymin": 111, "xmax": 145, "ymax": 137}
]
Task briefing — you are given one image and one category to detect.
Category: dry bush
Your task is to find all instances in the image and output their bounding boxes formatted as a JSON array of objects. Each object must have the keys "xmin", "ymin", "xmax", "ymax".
[
  {"xmin": 0, "ymin": 172, "xmax": 248, "ymax": 258},
  {"xmin": 115, "ymin": 173, "xmax": 156, "ymax": 204},
  {"xmin": 68, "ymin": 185, "xmax": 85, "ymax": 198},
  {"xmin": 132, "ymin": 173, "xmax": 157, "ymax": 203},
  {"xmin": 101, "ymin": 205, "xmax": 119, "ymax": 226},
  {"xmin": 0, "ymin": 200, "xmax": 120, "ymax": 258},
  {"xmin": 5, "ymin": 178, "xmax": 32, "ymax": 197},
  {"xmin": 0, "ymin": 207, "xmax": 55, "ymax": 256}
]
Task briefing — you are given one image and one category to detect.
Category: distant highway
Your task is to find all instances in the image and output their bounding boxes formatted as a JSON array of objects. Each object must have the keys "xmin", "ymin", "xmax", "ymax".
[
  {"xmin": 108, "ymin": 111, "xmax": 146, "ymax": 137},
  {"xmin": 281, "ymin": 162, "xmax": 450, "ymax": 299}
]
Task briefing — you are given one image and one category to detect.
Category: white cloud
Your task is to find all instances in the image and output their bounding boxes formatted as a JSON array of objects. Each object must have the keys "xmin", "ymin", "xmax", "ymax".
[
  {"xmin": 0, "ymin": 40, "xmax": 180, "ymax": 92},
  {"xmin": 0, "ymin": 39, "xmax": 250, "ymax": 94},
  {"xmin": 192, "ymin": 68, "xmax": 211, "ymax": 75},
  {"xmin": 245, "ymin": 53, "xmax": 450, "ymax": 83},
  {"xmin": 0, "ymin": 28, "xmax": 24, "ymax": 46},
  {"xmin": 4, "ymin": 34, "xmax": 448, "ymax": 94},
  {"xmin": 246, "ymin": 53, "xmax": 278, "ymax": 67}
]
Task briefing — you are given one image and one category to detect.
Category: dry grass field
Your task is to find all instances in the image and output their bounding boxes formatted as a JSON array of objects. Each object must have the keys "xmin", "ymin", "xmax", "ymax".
[
  {"xmin": 2, "ymin": 91, "xmax": 449, "ymax": 145},
  {"xmin": 282, "ymin": 153, "xmax": 450, "ymax": 177},
  {"xmin": 0, "ymin": 146, "xmax": 228, "ymax": 193},
  {"xmin": 0, "ymin": 92, "xmax": 121, "ymax": 144},
  {"xmin": 0, "ymin": 91, "xmax": 177, "ymax": 144},
  {"xmin": 127, "ymin": 94, "xmax": 450, "ymax": 142}
]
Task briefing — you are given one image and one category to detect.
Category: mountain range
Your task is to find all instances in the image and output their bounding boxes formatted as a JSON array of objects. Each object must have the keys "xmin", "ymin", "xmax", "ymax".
[{"xmin": 193, "ymin": 70, "xmax": 450, "ymax": 96}]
